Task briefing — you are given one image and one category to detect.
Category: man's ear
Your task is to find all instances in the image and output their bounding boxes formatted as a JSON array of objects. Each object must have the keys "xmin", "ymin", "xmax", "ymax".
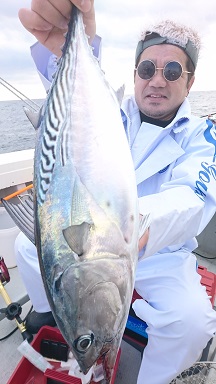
[{"xmin": 187, "ymin": 75, "xmax": 195, "ymax": 93}]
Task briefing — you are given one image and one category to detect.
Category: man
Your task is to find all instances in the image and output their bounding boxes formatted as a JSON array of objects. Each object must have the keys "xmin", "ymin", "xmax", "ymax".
[{"xmin": 16, "ymin": 1, "xmax": 216, "ymax": 383}]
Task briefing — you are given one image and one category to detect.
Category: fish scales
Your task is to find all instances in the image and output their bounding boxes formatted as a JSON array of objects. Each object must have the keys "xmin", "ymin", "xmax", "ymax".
[{"xmin": 34, "ymin": 6, "xmax": 139, "ymax": 383}]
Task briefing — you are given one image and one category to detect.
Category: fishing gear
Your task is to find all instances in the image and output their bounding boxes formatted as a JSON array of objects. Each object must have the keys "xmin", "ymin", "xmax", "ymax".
[
  {"xmin": 0, "ymin": 257, "xmax": 33, "ymax": 342},
  {"xmin": 200, "ymin": 112, "xmax": 216, "ymax": 118},
  {"xmin": 171, "ymin": 361, "xmax": 216, "ymax": 383}
]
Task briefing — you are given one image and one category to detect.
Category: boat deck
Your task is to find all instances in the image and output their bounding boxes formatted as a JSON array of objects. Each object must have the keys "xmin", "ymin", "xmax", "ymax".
[{"xmin": 1, "ymin": 254, "xmax": 216, "ymax": 384}]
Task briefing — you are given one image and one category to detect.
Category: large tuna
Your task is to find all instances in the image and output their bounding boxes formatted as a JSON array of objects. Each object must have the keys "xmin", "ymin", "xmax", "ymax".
[{"xmin": 16, "ymin": 5, "xmax": 143, "ymax": 383}]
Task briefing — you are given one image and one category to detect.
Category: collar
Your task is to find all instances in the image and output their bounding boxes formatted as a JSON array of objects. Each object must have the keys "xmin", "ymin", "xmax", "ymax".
[
  {"xmin": 121, "ymin": 96, "xmax": 191, "ymax": 134},
  {"xmin": 139, "ymin": 111, "xmax": 174, "ymax": 127},
  {"xmin": 168, "ymin": 98, "xmax": 191, "ymax": 133}
]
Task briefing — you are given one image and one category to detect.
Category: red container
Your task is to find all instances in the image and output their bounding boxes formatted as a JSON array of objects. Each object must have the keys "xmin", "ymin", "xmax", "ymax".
[
  {"xmin": 197, "ymin": 265, "xmax": 216, "ymax": 306},
  {"xmin": 7, "ymin": 326, "xmax": 121, "ymax": 384}
]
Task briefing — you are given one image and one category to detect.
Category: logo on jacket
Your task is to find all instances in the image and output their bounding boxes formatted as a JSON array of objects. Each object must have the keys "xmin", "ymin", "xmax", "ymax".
[
  {"xmin": 204, "ymin": 119, "xmax": 216, "ymax": 162},
  {"xmin": 159, "ymin": 165, "xmax": 169, "ymax": 173},
  {"xmin": 195, "ymin": 120, "xmax": 216, "ymax": 201},
  {"xmin": 194, "ymin": 161, "xmax": 216, "ymax": 201}
]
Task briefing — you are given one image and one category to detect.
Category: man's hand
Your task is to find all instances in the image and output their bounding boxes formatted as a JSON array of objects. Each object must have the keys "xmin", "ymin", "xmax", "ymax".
[
  {"xmin": 18, "ymin": 0, "xmax": 96, "ymax": 57},
  {"xmin": 139, "ymin": 229, "xmax": 149, "ymax": 251},
  {"xmin": 139, "ymin": 214, "xmax": 149, "ymax": 251}
]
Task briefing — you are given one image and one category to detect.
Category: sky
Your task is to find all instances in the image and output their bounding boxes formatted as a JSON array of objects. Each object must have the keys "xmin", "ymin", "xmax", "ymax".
[{"xmin": 0, "ymin": 0, "xmax": 216, "ymax": 101}]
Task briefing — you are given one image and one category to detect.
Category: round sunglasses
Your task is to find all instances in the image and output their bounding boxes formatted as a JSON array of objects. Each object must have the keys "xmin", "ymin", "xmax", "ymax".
[{"xmin": 135, "ymin": 60, "xmax": 191, "ymax": 82}]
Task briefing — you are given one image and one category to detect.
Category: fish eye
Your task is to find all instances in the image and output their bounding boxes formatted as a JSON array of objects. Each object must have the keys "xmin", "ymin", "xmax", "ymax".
[{"xmin": 74, "ymin": 333, "xmax": 94, "ymax": 353}]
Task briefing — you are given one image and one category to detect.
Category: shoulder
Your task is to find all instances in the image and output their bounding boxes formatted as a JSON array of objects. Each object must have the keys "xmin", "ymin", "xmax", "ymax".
[
  {"xmin": 121, "ymin": 95, "xmax": 139, "ymax": 117},
  {"xmin": 175, "ymin": 99, "xmax": 211, "ymax": 139},
  {"xmin": 187, "ymin": 116, "xmax": 214, "ymax": 138}
]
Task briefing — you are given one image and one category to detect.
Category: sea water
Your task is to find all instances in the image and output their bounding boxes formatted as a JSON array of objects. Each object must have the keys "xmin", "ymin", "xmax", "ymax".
[
  {"xmin": 0, "ymin": 91, "xmax": 216, "ymax": 154},
  {"xmin": 0, "ymin": 99, "xmax": 42, "ymax": 154}
]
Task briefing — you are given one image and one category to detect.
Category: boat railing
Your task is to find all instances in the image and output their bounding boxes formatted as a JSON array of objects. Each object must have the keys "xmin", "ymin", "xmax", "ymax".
[{"xmin": 0, "ymin": 77, "xmax": 40, "ymax": 112}]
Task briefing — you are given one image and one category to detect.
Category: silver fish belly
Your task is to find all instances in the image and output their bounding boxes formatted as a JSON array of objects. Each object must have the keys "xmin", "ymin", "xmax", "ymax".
[{"xmin": 34, "ymin": 6, "xmax": 139, "ymax": 383}]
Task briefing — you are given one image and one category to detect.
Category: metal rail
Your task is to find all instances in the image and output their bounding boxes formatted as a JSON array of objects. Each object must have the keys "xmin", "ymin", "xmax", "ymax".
[
  {"xmin": 1, "ymin": 76, "xmax": 215, "ymax": 119},
  {"xmin": 0, "ymin": 77, "xmax": 40, "ymax": 112}
]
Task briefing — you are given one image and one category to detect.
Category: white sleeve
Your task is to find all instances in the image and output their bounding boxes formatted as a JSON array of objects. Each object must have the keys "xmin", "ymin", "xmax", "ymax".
[
  {"xmin": 139, "ymin": 186, "xmax": 204, "ymax": 257},
  {"xmin": 139, "ymin": 122, "xmax": 216, "ymax": 258},
  {"xmin": 30, "ymin": 35, "xmax": 102, "ymax": 91}
]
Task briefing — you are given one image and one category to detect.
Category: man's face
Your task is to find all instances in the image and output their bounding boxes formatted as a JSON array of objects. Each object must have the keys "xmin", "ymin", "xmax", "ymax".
[{"xmin": 134, "ymin": 44, "xmax": 195, "ymax": 121}]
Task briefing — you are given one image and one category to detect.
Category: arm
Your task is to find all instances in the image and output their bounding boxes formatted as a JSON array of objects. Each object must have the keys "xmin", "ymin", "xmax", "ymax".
[
  {"xmin": 30, "ymin": 34, "xmax": 101, "ymax": 91},
  {"xmin": 18, "ymin": 0, "xmax": 96, "ymax": 57},
  {"xmin": 139, "ymin": 121, "xmax": 216, "ymax": 258}
]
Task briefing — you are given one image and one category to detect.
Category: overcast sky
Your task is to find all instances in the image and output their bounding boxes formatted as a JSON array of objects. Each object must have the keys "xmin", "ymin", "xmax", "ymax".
[{"xmin": 0, "ymin": 0, "xmax": 216, "ymax": 101}]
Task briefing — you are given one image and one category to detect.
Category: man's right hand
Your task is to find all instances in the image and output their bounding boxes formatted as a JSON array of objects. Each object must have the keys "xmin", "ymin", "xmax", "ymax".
[{"xmin": 18, "ymin": 0, "xmax": 96, "ymax": 57}]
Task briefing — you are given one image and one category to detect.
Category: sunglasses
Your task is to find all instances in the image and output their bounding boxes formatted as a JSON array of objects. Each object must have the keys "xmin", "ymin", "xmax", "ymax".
[{"xmin": 135, "ymin": 60, "xmax": 191, "ymax": 82}]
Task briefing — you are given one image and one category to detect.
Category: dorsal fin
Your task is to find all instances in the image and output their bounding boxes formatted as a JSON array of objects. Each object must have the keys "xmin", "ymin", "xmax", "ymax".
[
  {"xmin": 24, "ymin": 106, "xmax": 42, "ymax": 130},
  {"xmin": 115, "ymin": 84, "xmax": 125, "ymax": 106}
]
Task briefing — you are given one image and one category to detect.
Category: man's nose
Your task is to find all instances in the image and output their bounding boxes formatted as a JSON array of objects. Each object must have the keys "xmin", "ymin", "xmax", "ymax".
[{"xmin": 148, "ymin": 68, "xmax": 167, "ymax": 87}]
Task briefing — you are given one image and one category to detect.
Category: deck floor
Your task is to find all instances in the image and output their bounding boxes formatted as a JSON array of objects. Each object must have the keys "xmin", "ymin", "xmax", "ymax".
[
  {"xmin": 1, "ymin": 298, "xmax": 142, "ymax": 384},
  {"xmin": 1, "ymin": 254, "xmax": 216, "ymax": 384}
]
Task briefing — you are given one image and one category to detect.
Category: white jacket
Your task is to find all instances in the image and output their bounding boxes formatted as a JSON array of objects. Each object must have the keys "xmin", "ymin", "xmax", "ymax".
[
  {"xmin": 121, "ymin": 95, "xmax": 216, "ymax": 258},
  {"xmin": 32, "ymin": 43, "xmax": 216, "ymax": 260}
]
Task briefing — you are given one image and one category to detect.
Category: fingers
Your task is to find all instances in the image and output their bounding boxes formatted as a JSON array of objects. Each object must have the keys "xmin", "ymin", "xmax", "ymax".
[
  {"xmin": 139, "ymin": 229, "xmax": 149, "ymax": 251},
  {"xmin": 18, "ymin": 9, "xmax": 53, "ymax": 33},
  {"xmin": 138, "ymin": 213, "xmax": 149, "ymax": 251},
  {"xmin": 18, "ymin": 8, "xmax": 67, "ymax": 56},
  {"xmin": 18, "ymin": 0, "xmax": 96, "ymax": 55},
  {"xmin": 69, "ymin": 1, "xmax": 96, "ymax": 42},
  {"xmin": 19, "ymin": 0, "xmax": 94, "ymax": 31},
  {"xmin": 72, "ymin": 0, "xmax": 93, "ymax": 13},
  {"xmin": 31, "ymin": 0, "xmax": 72, "ymax": 26},
  {"xmin": 21, "ymin": 0, "xmax": 71, "ymax": 30}
]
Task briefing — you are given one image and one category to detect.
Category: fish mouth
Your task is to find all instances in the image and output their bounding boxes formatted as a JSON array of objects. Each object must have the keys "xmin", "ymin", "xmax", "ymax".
[
  {"xmin": 53, "ymin": 264, "xmax": 125, "ymax": 376},
  {"xmin": 73, "ymin": 332, "xmax": 116, "ymax": 373},
  {"xmin": 78, "ymin": 344, "xmax": 114, "ymax": 379},
  {"xmin": 73, "ymin": 332, "xmax": 116, "ymax": 352}
]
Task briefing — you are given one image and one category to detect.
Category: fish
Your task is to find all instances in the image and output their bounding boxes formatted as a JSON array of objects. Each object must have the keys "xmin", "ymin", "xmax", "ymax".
[{"xmin": 26, "ymin": 6, "xmax": 141, "ymax": 383}]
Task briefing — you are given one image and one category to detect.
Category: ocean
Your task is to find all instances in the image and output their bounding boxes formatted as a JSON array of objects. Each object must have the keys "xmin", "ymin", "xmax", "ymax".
[
  {"xmin": 0, "ymin": 99, "xmax": 43, "ymax": 154},
  {"xmin": 0, "ymin": 91, "xmax": 216, "ymax": 155}
]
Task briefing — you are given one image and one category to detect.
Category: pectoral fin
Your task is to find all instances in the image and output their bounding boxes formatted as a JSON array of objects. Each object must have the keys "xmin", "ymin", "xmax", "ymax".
[
  {"xmin": 63, "ymin": 222, "xmax": 91, "ymax": 256},
  {"xmin": 115, "ymin": 84, "xmax": 125, "ymax": 106}
]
